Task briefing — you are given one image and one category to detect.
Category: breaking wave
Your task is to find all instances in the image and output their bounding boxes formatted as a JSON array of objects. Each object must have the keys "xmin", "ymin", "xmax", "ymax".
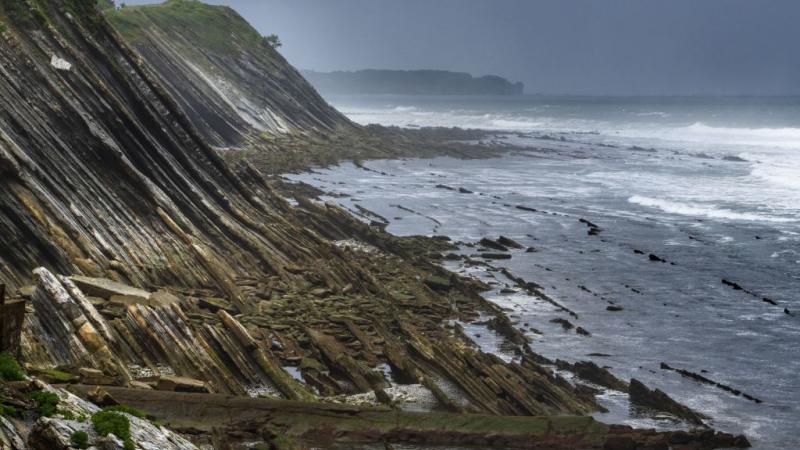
[{"xmin": 628, "ymin": 195, "xmax": 794, "ymax": 223}]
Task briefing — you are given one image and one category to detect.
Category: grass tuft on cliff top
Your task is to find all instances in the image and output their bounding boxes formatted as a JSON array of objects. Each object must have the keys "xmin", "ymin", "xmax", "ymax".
[{"xmin": 104, "ymin": 0, "xmax": 265, "ymax": 54}]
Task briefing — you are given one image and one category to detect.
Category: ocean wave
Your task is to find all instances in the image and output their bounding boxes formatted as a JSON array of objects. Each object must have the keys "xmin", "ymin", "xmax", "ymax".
[
  {"xmin": 628, "ymin": 195, "xmax": 794, "ymax": 223},
  {"xmin": 340, "ymin": 106, "xmax": 552, "ymax": 131},
  {"xmin": 680, "ymin": 122, "xmax": 800, "ymax": 149},
  {"xmin": 750, "ymin": 164, "xmax": 800, "ymax": 190},
  {"xmin": 391, "ymin": 105, "xmax": 418, "ymax": 112},
  {"xmin": 635, "ymin": 111, "xmax": 669, "ymax": 117}
]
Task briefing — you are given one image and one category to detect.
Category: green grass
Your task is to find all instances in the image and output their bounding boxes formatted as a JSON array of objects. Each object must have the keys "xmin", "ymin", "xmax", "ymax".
[
  {"xmin": 92, "ymin": 410, "xmax": 138, "ymax": 449},
  {"xmin": 0, "ymin": 404, "xmax": 17, "ymax": 417},
  {"xmin": 70, "ymin": 430, "xmax": 89, "ymax": 449},
  {"xmin": 92, "ymin": 410, "xmax": 132, "ymax": 440},
  {"xmin": 104, "ymin": 0, "xmax": 265, "ymax": 53},
  {"xmin": 0, "ymin": 352, "xmax": 25, "ymax": 381},
  {"xmin": 29, "ymin": 390, "xmax": 59, "ymax": 417},
  {"xmin": 38, "ymin": 368, "xmax": 76, "ymax": 383},
  {"xmin": 102, "ymin": 404, "xmax": 146, "ymax": 419}
]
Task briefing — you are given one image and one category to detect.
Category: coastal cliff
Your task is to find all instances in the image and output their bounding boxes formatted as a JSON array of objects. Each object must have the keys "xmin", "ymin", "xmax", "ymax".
[
  {"xmin": 104, "ymin": 0, "xmax": 354, "ymax": 148},
  {"xmin": 0, "ymin": 1, "xmax": 748, "ymax": 448}
]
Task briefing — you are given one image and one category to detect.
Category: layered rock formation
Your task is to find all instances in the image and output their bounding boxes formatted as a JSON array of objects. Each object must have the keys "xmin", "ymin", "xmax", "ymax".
[
  {"xmin": 104, "ymin": 0, "xmax": 354, "ymax": 148},
  {"xmin": 0, "ymin": 1, "xmax": 751, "ymax": 448},
  {"xmin": 0, "ymin": 0, "xmax": 359, "ymax": 296}
]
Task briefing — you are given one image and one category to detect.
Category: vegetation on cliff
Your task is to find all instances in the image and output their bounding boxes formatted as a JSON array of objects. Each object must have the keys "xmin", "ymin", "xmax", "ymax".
[{"xmin": 105, "ymin": 0, "xmax": 264, "ymax": 53}]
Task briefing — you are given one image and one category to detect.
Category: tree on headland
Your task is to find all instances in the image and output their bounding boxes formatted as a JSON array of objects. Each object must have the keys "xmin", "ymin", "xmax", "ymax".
[{"xmin": 263, "ymin": 33, "xmax": 281, "ymax": 49}]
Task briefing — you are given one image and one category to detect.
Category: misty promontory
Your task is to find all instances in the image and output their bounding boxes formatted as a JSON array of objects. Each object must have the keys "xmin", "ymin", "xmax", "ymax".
[{"xmin": 303, "ymin": 69, "xmax": 525, "ymax": 96}]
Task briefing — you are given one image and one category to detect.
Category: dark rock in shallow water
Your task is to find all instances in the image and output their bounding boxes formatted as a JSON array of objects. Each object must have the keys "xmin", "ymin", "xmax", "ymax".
[
  {"xmin": 478, "ymin": 237, "xmax": 509, "ymax": 251},
  {"xmin": 628, "ymin": 379, "xmax": 707, "ymax": 425},
  {"xmin": 648, "ymin": 254, "xmax": 667, "ymax": 263},
  {"xmin": 723, "ymin": 155, "xmax": 748, "ymax": 162},
  {"xmin": 481, "ymin": 252, "xmax": 512, "ymax": 260},
  {"xmin": 606, "ymin": 305, "xmax": 624, "ymax": 312},
  {"xmin": 579, "ymin": 218, "xmax": 603, "ymax": 236},
  {"xmin": 550, "ymin": 318, "xmax": 575, "ymax": 330},
  {"xmin": 497, "ymin": 236, "xmax": 524, "ymax": 249},
  {"xmin": 660, "ymin": 362, "xmax": 763, "ymax": 403},
  {"xmin": 722, "ymin": 279, "xmax": 744, "ymax": 290},
  {"xmin": 561, "ymin": 361, "xmax": 628, "ymax": 392}
]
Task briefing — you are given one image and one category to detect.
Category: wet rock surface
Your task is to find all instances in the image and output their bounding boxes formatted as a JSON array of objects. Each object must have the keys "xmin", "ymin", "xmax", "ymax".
[{"xmin": 628, "ymin": 379, "xmax": 708, "ymax": 426}]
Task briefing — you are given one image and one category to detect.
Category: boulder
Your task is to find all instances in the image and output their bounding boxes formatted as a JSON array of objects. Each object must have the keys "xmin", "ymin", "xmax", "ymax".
[
  {"xmin": 156, "ymin": 375, "xmax": 210, "ymax": 393},
  {"xmin": 87, "ymin": 386, "xmax": 119, "ymax": 406},
  {"xmin": 310, "ymin": 288, "xmax": 332, "ymax": 298},
  {"xmin": 128, "ymin": 380, "xmax": 153, "ymax": 390},
  {"xmin": 148, "ymin": 290, "xmax": 181, "ymax": 308},
  {"xmin": 423, "ymin": 275, "xmax": 452, "ymax": 292},
  {"xmin": 69, "ymin": 276, "xmax": 150, "ymax": 303},
  {"xmin": 497, "ymin": 236, "xmax": 524, "ymax": 249},
  {"xmin": 78, "ymin": 367, "xmax": 116, "ymax": 385}
]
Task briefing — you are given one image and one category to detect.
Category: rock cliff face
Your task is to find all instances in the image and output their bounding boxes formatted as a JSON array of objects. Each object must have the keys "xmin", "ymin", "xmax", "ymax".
[
  {"xmin": 104, "ymin": 0, "xmax": 354, "ymax": 149},
  {"xmin": 0, "ymin": 0, "xmax": 355, "ymax": 294}
]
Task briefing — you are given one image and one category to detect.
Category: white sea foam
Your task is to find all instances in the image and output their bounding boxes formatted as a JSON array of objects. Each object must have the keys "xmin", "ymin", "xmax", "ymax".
[
  {"xmin": 336, "ymin": 99, "xmax": 800, "ymax": 213},
  {"xmin": 679, "ymin": 122, "xmax": 800, "ymax": 149},
  {"xmin": 628, "ymin": 195, "xmax": 794, "ymax": 223},
  {"xmin": 339, "ymin": 105, "xmax": 559, "ymax": 131},
  {"xmin": 635, "ymin": 111, "xmax": 669, "ymax": 117}
]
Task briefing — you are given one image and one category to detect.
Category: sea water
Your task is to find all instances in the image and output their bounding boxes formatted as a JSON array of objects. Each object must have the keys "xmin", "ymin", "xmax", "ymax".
[{"xmin": 290, "ymin": 95, "xmax": 800, "ymax": 449}]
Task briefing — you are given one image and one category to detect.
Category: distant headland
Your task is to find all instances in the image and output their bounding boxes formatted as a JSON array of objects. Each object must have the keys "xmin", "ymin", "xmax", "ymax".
[{"xmin": 302, "ymin": 69, "xmax": 525, "ymax": 96}]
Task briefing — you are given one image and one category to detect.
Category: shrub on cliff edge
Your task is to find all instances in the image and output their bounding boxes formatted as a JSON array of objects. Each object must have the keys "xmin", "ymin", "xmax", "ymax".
[{"xmin": 0, "ymin": 352, "xmax": 25, "ymax": 381}]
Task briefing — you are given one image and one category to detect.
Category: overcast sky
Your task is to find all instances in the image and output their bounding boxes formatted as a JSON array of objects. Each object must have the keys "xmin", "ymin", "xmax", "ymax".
[{"xmin": 123, "ymin": 0, "xmax": 800, "ymax": 95}]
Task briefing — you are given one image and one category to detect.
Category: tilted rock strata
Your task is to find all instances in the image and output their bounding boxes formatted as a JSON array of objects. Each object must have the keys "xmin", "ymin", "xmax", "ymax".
[{"xmin": 105, "ymin": 0, "xmax": 355, "ymax": 148}]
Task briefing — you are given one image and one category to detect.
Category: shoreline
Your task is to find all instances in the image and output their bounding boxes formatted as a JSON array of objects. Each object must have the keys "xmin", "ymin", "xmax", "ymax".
[{"xmin": 277, "ymin": 148, "xmax": 768, "ymax": 447}]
